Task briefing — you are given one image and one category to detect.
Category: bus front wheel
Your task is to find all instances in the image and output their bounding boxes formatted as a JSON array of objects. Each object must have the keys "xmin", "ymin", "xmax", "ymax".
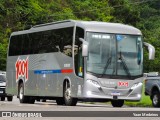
[
  {"xmin": 111, "ymin": 100, "xmax": 124, "ymax": 107},
  {"xmin": 56, "ymin": 98, "xmax": 65, "ymax": 105},
  {"xmin": 63, "ymin": 81, "xmax": 77, "ymax": 106}
]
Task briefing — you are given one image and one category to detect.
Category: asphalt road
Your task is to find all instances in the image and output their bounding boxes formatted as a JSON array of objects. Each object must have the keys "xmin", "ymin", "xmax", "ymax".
[{"xmin": 0, "ymin": 97, "xmax": 160, "ymax": 120}]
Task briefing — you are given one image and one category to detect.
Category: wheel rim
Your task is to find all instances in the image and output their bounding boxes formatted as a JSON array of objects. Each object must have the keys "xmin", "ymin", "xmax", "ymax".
[
  {"xmin": 19, "ymin": 86, "xmax": 23, "ymax": 100},
  {"xmin": 153, "ymin": 94, "xmax": 158, "ymax": 105},
  {"xmin": 65, "ymin": 88, "xmax": 71, "ymax": 101}
]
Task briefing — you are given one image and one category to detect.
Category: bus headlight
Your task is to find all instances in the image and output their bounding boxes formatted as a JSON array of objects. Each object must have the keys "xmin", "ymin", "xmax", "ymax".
[
  {"xmin": 87, "ymin": 80, "xmax": 101, "ymax": 88},
  {"xmin": 137, "ymin": 94, "xmax": 141, "ymax": 98},
  {"xmin": 86, "ymin": 91, "xmax": 92, "ymax": 96},
  {"xmin": 130, "ymin": 82, "xmax": 142, "ymax": 90}
]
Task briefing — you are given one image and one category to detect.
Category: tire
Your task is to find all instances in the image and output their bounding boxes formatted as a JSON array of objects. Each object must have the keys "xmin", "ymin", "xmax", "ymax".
[
  {"xmin": 56, "ymin": 98, "xmax": 65, "ymax": 105},
  {"xmin": 63, "ymin": 81, "xmax": 77, "ymax": 106},
  {"xmin": 1, "ymin": 97, "xmax": 5, "ymax": 101},
  {"xmin": 152, "ymin": 91, "xmax": 160, "ymax": 107},
  {"xmin": 111, "ymin": 100, "xmax": 124, "ymax": 107},
  {"xmin": 28, "ymin": 97, "xmax": 35, "ymax": 104},
  {"xmin": 42, "ymin": 99, "xmax": 46, "ymax": 102},
  {"xmin": 7, "ymin": 96, "xmax": 13, "ymax": 101},
  {"xmin": 19, "ymin": 83, "xmax": 29, "ymax": 103}
]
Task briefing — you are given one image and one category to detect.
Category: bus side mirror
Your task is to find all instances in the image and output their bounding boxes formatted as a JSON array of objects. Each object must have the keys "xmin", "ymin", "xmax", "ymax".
[
  {"xmin": 143, "ymin": 42, "xmax": 155, "ymax": 60},
  {"xmin": 79, "ymin": 38, "xmax": 89, "ymax": 57}
]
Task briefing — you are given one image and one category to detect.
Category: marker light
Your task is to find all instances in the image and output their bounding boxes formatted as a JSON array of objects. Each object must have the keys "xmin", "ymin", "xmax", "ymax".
[{"xmin": 43, "ymin": 74, "xmax": 46, "ymax": 78}]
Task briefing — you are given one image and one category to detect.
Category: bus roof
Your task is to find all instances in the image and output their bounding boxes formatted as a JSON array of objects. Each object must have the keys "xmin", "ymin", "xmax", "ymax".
[{"xmin": 11, "ymin": 20, "xmax": 142, "ymax": 36}]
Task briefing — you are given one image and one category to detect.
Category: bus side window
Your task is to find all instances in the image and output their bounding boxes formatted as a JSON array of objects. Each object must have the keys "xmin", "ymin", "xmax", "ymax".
[
  {"xmin": 38, "ymin": 31, "xmax": 49, "ymax": 53},
  {"xmin": 9, "ymin": 35, "xmax": 22, "ymax": 56},
  {"xmin": 56, "ymin": 27, "xmax": 73, "ymax": 57},
  {"xmin": 9, "ymin": 36, "xmax": 17, "ymax": 56},
  {"xmin": 28, "ymin": 34, "xmax": 34, "ymax": 54},
  {"xmin": 29, "ymin": 27, "xmax": 73, "ymax": 55},
  {"xmin": 31, "ymin": 32, "xmax": 41, "ymax": 54},
  {"xmin": 49, "ymin": 30, "xmax": 60, "ymax": 53},
  {"xmin": 74, "ymin": 27, "xmax": 84, "ymax": 77},
  {"xmin": 21, "ymin": 34, "xmax": 30, "ymax": 55}
]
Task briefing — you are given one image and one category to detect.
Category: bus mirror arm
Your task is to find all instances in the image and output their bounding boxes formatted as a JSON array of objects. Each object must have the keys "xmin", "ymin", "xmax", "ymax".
[
  {"xmin": 143, "ymin": 42, "xmax": 155, "ymax": 60},
  {"xmin": 79, "ymin": 38, "xmax": 89, "ymax": 57}
]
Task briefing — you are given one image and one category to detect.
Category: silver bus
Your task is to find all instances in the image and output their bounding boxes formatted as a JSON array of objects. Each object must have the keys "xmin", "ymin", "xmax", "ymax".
[{"xmin": 6, "ymin": 20, "xmax": 155, "ymax": 107}]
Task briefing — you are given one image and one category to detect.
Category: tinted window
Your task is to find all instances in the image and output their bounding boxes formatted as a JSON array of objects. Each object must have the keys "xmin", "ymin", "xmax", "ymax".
[
  {"xmin": 57, "ymin": 27, "xmax": 73, "ymax": 57},
  {"xmin": 74, "ymin": 27, "xmax": 84, "ymax": 77},
  {"xmin": 21, "ymin": 34, "xmax": 31, "ymax": 55},
  {"xmin": 9, "ymin": 35, "xmax": 22, "ymax": 56},
  {"xmin": 32, "ymin": 27, "xmax": 73, "ymax": 56},
  {"xmin": 9, "ymin": 27, "xmax": 74, "ymax": 56},
  {"xmin": 37, "ymin": 30, "xmax": 59, "ymax": 54},
  {"xmin": 30, "ymin": 32, "xmax": 41, "ymax": 54}
]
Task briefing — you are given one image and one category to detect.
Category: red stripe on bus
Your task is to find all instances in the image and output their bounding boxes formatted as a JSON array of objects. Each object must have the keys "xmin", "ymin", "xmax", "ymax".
[{"xmin": 61, "ymin": 69, "xmax": 73, "ymax": 73}]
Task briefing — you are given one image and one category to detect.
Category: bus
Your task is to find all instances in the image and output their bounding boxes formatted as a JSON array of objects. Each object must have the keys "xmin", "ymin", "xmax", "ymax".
[{"xmin": 6, "ymin": 20, "xmax": 155, "ymax": 107}]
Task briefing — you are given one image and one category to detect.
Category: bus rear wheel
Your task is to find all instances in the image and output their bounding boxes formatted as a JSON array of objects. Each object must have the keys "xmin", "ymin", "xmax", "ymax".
[
  {"xmin": 19, "ymin": 83, "xmax": 35, "ymax": 104},
  {"xmin": 111, "ymin": 100, "xmax": 124, "ymax": 107},
  {"xmin": 42, "ymin": 99, "xmax": 46, "ymax": 102},
  {"xmin": 56, "ymin": 98, "xmax": 65, "ymax": 105},
  {"xmin": 19, "ymin": 83, "xmax": 29, "ymax": 103},
  {"xmin": 63, "ymin": 81, "xmax": 77, "ymax": 106},
  {"xmin": 7, "ymin": 96, "xmax": 13, "ymax": 101},
  {"xmin": 1, "ymin": 97, "xmax": 5, "ymax": 101}
]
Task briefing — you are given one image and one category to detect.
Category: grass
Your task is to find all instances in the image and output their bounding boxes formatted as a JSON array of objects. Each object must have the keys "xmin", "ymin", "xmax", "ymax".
[{"xmin": 125, "ymin": 84, "xmax": 152, "ymax": 107}]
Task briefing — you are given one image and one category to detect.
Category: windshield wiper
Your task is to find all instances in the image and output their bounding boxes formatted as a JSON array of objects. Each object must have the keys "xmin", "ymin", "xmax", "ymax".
[
  {"xmin": 119, "ymin": 52, "xmax": 131, "ymax": 78},
  {"xmin": 101, "ymin": 56, "xmax": 112, "ymax": 77}
]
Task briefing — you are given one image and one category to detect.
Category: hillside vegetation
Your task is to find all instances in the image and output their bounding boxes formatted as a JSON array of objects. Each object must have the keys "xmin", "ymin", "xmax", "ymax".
[{"xmin": 0, "ymin": 0, "xmax": 159, "ymax": 71}]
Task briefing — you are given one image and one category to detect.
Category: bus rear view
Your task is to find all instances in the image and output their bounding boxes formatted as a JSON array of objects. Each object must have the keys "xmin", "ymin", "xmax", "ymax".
[{"xmin": 6, "ymin": 20, "xmax": 155, "ymax": 107}]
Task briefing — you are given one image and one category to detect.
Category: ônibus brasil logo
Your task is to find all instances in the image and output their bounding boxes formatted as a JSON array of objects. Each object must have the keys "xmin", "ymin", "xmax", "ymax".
[{"xmin": 15, "ymin": 57, "xmax": 29, "ymax": 82}]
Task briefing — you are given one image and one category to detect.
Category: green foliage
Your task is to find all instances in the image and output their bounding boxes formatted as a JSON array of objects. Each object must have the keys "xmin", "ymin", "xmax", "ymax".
[
  {"xmin": 0, "ymin": 0, "xmax": 159, "ymax": 72},
  {"xmin": 109, "ymin": 0, "xmax": 141, "ymax": 25},
  {"xmin": 68, "ymin": 0, "xmax": 113, "ymax": 21}
]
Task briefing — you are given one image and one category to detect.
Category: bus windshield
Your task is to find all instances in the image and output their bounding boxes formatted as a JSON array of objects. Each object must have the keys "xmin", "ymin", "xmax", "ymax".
[{"xmin": 86, "ymin": 32, "xmax": 143, "ymax": 78}]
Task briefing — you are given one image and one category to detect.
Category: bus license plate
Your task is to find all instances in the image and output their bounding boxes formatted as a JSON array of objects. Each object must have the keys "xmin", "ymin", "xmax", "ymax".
[{"xmin": 111, "ymin": 92, "xmax": 120, "ymax": 96}]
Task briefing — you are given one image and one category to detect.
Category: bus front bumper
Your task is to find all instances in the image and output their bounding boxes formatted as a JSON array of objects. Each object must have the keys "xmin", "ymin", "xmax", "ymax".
[{"xmin": 81, "ymin": 82, "xmax": 143, "ymax": 101}]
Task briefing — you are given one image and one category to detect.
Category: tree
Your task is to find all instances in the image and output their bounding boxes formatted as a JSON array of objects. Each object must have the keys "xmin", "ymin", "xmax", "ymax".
[{"xmin": 0, "ymin": 0, "xmax": 159, "ymax": 72}]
